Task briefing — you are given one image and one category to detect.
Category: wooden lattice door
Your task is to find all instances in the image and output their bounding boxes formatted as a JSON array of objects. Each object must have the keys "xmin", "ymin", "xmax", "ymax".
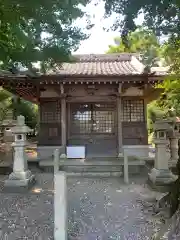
[{"xmin": 68, "ymin": 103, "xmax": 117, "ymax": 157}]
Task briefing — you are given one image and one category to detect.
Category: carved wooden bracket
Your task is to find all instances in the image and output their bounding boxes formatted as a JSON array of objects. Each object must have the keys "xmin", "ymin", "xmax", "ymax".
[
  {"xmin": 52, "ymin": 87, "xmax": 61, "ymax": 96},
  {"xmin": 108, "ymin": 93, "xmax": 121, "ymax": 97},
  {"xmin": 66, "ymin": 96, "xmax": 73, "ymax": 101},
  {"xmin": 52, "ymin": 86, "xmax": 67, "ymax": 98},
  {"xmin": 59, "ymin": 93, "xmax": 67, "ymax": 99},
  {"xmin": 39, "ymin": 87, "xmax": 46, "ymax": 92},
  {"xmin": 122, "ymin": 82, "xmax": 144, "ymax": 94},
  {"xmin": 86, "ymin": 85, "xmax": 98, "ymax": 95}
]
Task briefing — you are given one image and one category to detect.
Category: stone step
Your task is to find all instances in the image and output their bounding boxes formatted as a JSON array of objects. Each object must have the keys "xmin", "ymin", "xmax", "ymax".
[
  {"xmin": 39, "ymin": 158, "xmax": 145, "ymax": 166},
  {"xmin": 86, "ymin": 156, "xmax": 123, "ymax": 161},
  {"xmin": 66, "ymin": 172, "xmax": 122, "ymax": 177},
  {"xmin": 39, "ymin": 157, "xmax": 146, "ymax": 175},
  {"xmin": 60, "ymin": 164, "xmax": 123, "ymax": 173}
]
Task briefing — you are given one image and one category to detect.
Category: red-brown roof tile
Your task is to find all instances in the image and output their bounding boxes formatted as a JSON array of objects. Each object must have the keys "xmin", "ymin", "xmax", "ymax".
[
  {"xmin": 0, "ymin": 54, "xmax": 168, "ymax": 79},
  {"xmin": 47, "ymin": 53, "xmax": 146, "ymax": 76}
]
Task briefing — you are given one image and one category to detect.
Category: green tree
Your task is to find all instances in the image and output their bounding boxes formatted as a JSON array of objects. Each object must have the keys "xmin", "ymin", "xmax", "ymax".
[
  {"xmin": 11, "ymin": 99, "xmax": 38, "ymax": 130},
  {"xmin": 106, "ymin": 28, "xmax": 169, "ymax": 142},
  {"xmin": 0, "ymin": 0, "xmax": 92, "ymax": 138},
  {"xmin": 156, "ymin": 78, "xmax": 180, "ymax": 115},
  {"xmin": 107, "ymin": 28, "xmax": 161, "ymax": 66},
  {"xmin": 147, "ymin": 101, "xmax": 165, "ymax": 134},
  {"xmin": 103, "ymin": 0, "xmax": 180, "ymax": 70},
  {"xmin": 0, "ymin": 0, "xmax": 91, "ymax": 72},
  {"xmin": 0, "ymin": 89, "xmax": 38, "ymax": 138},
  {"xmin": 0, "ymin": 89, "xmax": 12, "ymax": 123}
]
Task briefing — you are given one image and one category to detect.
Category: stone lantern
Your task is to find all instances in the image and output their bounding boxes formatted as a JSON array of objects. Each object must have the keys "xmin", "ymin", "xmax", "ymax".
[
  {"xmin": 4, "ymin": 115, "xmax": 35, "ymax": 192},
  {"xmin": 1, "ymin": 119, "xmax": 17, "ymax": 142},
  {"xmin": 168, "ymin": 120, "xmax": 180, "ymax": 164},
  {"xmin": 148, "ymin": 120, "xmax": 177, "ymax": 191},
  {"xmin": 0, "ymin": 119, "xmax": 17, "ymax": 162},
  {"xmin": 175, "ymin": 119, "xmax": 180, "ymax": 141}
]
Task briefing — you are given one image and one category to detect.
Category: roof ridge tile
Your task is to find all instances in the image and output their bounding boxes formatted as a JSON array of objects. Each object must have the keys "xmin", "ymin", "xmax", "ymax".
[{"xmin": 72, "ymin": 53, "xmax": 139, "ymax": 62}]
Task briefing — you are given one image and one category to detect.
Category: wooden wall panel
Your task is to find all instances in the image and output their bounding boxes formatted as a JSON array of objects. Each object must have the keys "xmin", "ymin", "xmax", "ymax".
[
  {"xmin": 122, "ymin": 122, "xmax": 148, "ymax": 145},
  {"xmin": 38, "ymin": 99, "xmax": 61, "ymax": 145},
  {"xmin": 121, "ymin": 98, "xmax": 148, "ymax": 145}
]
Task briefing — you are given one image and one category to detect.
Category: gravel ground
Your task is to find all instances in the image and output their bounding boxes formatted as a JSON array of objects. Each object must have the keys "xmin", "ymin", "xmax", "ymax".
[
  {"xmin": 0, "ymin": 174, "xmax": 163, "ymax": 240},
  {"xmin": 0, "ymin": 174, "xmax": 54, "ymax": 240},
  {"xmin": 67, "ymin": 177, "xmax": 161, "ymax": 240}
]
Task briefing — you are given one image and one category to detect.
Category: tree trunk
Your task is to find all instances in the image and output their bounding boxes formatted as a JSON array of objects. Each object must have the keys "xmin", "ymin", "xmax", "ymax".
[
  {"xmin": 167, "ymin": 206, "xmax": 180, "ymax": 239},
  {"xmin": 153, "ymin": 206, "xmax": 180, "ymax": 239}
]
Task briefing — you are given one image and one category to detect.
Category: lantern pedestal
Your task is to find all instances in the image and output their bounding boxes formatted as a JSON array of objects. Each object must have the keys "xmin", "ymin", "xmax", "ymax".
[
  {"xmin": 4, "ymin": 170, "xmax": 36, "ymax": 193},
  {"xmin": 148, "ymin": 168, "xmax": 177, "ymax": 192}
]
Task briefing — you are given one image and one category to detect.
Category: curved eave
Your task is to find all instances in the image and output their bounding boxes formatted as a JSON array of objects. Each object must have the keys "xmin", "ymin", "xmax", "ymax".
[
  {"xmin": 5, "ymin": 86, "xmax": 38, "ymax": 104},
  {"xmin": 0, "ymin": 72, "xmax": 166, "ymax": 83},
  {"xmin": 38, "ymin": 72, "xmax": 166, "ymax": 79},
  {"xmin": 0, "ymin": 73, "xmax": 166, "ymax": 104},
  {"xmin": 38, "ymin": 73, "xmax": 165, "ymax": 85},
  {"xmin": 0, "ymin": 77, "xmax": 38, "ymax": 104}
]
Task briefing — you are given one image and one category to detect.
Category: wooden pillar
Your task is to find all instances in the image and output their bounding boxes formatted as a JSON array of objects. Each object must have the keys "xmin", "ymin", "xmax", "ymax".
[
  {"xmin": 124, "ymin": 151, "xmax": 129, "ymax": 184},
  {"xmin": 12, "ymin": 95, "xmax": 20, "ymax": 120},
  {"xmin": 144, "ymin": 84, "xmax": 148, "ymax": 123},
  {"xmin": 117, "ymin": 83, "xmax": 123, "ymax": 156},
  {"xmin": 143, "ymin": 85, "xmax": 148, "ymax": 144},
  {"xmin": 60, "ymin": 84, "xmax": 66, "ymax": 147},
  {"xmin": 37, "ymin": 86, "xmax": 41, "ymax": 139}
]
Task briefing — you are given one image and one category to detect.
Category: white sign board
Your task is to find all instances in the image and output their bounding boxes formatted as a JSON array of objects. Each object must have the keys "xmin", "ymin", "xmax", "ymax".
[{"xmin": 66, "ymin": 146, "xmax": 85, "ymax": 159}]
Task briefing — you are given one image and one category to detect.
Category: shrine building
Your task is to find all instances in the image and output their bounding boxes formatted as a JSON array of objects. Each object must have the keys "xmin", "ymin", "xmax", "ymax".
[{"xmin": 0, "ymin": 53, "xmax": 167, "ymax": 165}]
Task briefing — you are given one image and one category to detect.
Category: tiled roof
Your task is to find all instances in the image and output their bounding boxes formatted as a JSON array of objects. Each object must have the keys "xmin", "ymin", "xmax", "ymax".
[
  {"xmin": 0, "ymin": 54, "xmax": 168, "ymax": 79},
  {"xmin": 150, "ymin": 66, "xmax": 169, "ymax": 75},
  {"xmin": 47, "ymin": 53, "xmax": 146, "ymax": 76},
  {"xmin": 0, "ymin": 69, "xmax": 28, "ymax": 78}
]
